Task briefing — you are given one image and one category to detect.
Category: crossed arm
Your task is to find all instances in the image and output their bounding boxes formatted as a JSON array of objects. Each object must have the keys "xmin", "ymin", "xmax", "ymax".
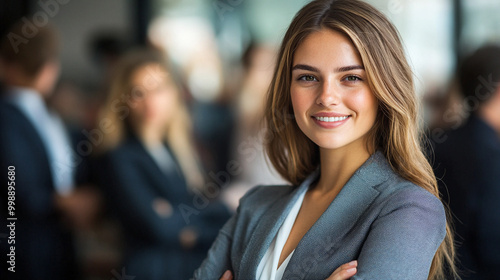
[{"xmin": 193, "ymin": 187, "xmax": 446, "ymax": 280}]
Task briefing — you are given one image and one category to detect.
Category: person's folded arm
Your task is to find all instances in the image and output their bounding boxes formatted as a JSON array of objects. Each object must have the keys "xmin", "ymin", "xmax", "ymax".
[
  {"xmin": 352, "ymin": 187, "xmax": 447, "ymax": 280},
  {"xmin": 105, "ymin": 153, "xmax": 194, "ymax": 249}
]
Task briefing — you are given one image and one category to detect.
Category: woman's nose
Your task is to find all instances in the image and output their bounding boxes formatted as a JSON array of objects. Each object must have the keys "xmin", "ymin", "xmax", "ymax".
[{"xmin": 316, "ymin": 81, "xmax": 341, "ymax": 107}]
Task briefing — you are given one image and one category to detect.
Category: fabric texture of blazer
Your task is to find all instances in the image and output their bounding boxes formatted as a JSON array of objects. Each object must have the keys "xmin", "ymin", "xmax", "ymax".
[{"xmin": 192, "ymin": 151, "xmax": 446, "ymax": 280}]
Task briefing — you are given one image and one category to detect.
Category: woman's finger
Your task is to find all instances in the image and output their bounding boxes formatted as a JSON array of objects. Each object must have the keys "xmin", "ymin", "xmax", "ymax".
[
  {"xmin": 325, "ymin": 260, "xmax": 358, "ymax": 280},
  {"xmin": 219, "ymin": 270, "xmax": 233, "ymax": 280}
]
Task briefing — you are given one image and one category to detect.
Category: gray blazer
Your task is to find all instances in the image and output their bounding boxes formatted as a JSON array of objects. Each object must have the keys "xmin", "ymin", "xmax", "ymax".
[{"xmin": 193, "ymin": 151, "xmax": 446, "ymax": 280}]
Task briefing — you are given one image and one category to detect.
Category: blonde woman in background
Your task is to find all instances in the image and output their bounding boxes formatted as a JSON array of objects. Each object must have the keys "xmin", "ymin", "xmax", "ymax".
[
  {"xmin": 193, "ymin": 0, "xmax": 457, "ymax": 279},
  {"xmin": 97, "ymin": 49, "xmax": 230, "ymax": 280}
]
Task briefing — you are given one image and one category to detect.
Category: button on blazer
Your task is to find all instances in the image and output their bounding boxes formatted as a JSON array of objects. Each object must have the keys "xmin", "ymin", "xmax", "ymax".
[{"xmin": 192, "ymin": 151, "xmax": 446, "ymax": 280}]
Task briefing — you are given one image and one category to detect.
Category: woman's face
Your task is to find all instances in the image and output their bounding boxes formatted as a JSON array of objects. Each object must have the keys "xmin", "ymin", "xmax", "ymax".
[
  {"xmin": 290, "ymin": 28, "xmax": 378, "ymax": 151},
  {"xmin": 128, "ymin": 63, "xmax": 178, "ymax": 128}
]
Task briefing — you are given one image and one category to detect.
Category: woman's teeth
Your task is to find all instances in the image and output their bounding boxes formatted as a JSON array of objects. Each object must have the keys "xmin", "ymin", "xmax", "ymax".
[{"xmin": 314, "ymin": 116, "xmax": 349, "ymax": 122}]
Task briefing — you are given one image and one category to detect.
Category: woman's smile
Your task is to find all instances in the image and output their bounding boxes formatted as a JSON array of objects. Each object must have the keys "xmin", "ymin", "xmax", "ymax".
[{"xmin": 311, "ymin": 113, "xmax": 351, "ymax": 128}]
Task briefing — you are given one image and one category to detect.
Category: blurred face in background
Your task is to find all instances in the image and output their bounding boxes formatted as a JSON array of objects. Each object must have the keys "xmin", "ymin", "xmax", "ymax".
[{"xmin": 128, "ymin": 63, "xmax": 178, "ymax": 130}]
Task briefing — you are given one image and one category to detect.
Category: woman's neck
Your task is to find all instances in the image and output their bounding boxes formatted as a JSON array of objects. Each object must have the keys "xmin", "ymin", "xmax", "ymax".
[
  {"xmin": 314, "ymin": 140, "xmax": 373, "ymax": 196},
  {"xmin": 132, "ymin": 122, "xmax": 164, "ymax": 148}
]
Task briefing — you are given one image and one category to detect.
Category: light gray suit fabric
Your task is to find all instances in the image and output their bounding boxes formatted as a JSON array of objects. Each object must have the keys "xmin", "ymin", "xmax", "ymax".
[{"xmin": 192, "ymin": 151, "xmax": 446, "ymax": 280}]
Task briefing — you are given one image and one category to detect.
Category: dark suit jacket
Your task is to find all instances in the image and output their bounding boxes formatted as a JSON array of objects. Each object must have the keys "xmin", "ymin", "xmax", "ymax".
[
  {"xmin": 193, "ymin": 151, "xmax": 446, "ymax": 280},
  {"xmin": 432, "ymin": 114, "xmax": 500, "ymax": 280},
  {"xmin": 0, "ymin": 100, "xmax": 77, "ymax": 280},
  {"xmin": 100, "ymin": 132, "xmax": 230, "ymax": 280}
]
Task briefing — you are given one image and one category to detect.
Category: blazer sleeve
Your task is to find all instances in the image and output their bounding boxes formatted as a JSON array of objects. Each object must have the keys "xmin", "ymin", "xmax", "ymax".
[
  {"xmin": 352, "ymin": 187, "xmax": 447, "ymax": 280},
  {"xmin": 191, "ymin": 186, "xmax": 261, "ymax": 280}
]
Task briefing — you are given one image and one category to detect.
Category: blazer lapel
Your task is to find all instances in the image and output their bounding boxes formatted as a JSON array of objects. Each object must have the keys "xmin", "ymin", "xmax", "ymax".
[
  {"xmin": 237, "ymin": 169, "xmax": 319, "ymax": 279},
  {"xmin": 129, "ymin": 135, "xmax": 188, "ymax": 200},
  {"xmin": 283, "ymin": 151, "xmax": 391, "ymax": 279}
]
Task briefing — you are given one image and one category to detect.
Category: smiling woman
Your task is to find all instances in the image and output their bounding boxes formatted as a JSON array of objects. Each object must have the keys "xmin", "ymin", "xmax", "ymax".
[
  {"xmin": 290, "ymin": 29, "xmax": 378, "ymax": 152},
  {"xmin": 192, "ymin": 1, "xmax": 458, "ymax": 279}
]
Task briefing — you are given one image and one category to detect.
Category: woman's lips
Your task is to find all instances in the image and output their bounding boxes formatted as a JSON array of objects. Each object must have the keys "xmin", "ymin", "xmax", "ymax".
[{"xmin": 311, "ymin": 115, "xmax": 351, "ymax": 128}]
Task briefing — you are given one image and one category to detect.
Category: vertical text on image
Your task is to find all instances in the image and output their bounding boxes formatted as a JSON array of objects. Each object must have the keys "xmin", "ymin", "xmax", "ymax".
[{"xmin": 6, "ymin": 165, "xmax": 17, "ymax": 273}]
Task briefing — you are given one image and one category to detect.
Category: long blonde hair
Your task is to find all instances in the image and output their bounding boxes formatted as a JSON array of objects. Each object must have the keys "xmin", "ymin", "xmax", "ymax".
[
  {"xmin": 98, "ymin": 48, "xmax": 204, "ymax": 190},
  {"xmin": 264, "ymin": 0, "xmax": 457, "ymax": 279}
]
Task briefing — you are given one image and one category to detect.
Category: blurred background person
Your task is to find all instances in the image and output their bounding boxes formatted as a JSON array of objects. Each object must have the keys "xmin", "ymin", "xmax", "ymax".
[
  {"xmin": 431, "ymin": 45, "xmax": 500, "ymax": 279},
  {"xmin": 97, "ymin": 48, "xmax": 230, "ymax": 280},
  {"xmin": 149, "ymin": 16, "xmax": 237, "ymax": 175},
  {"xmin": 0, "ymin": 20, "xmax": 100, "ymax": 280}
]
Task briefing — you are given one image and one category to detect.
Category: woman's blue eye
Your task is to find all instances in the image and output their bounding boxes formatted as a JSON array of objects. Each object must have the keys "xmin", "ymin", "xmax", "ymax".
[{"xmin": 298, "ymin": 75, "xmax": 317, "ymax": 82}]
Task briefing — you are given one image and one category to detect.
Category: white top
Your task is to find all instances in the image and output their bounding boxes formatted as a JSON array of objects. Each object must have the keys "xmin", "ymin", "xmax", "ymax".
[
  {"xmin": 144, "ymin": 143, "xmax": 177, "ymax": 175},
  {"xmin": 256, "ymin": 188, "xmax": 307, "ymax": 280},
  {"xmin": 6, "ymin": 87, "xmax": 75, "ymax": 195}
]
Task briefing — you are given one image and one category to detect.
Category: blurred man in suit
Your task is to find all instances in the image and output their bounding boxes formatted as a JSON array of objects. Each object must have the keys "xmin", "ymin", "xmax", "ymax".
[
  {"xmin": 432, "ymin": 45, "xmax": 500, "ymax": 280},
  {"xmin": 0, "ymin": 20, "xmax": 95, "ymax": 280}
]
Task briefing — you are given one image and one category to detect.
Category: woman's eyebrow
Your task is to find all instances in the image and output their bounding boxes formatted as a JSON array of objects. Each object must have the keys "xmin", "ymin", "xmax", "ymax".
[
  {"xmin": 335, "ymin": 65, "xmax": 364, "ymax": 72},
  {"xmin": 292, "ymin": 64, "xmax": 364, "ymax": 72},
  {"xmin": 292, "ymin": 64, "xmax": 319, "ymax": 72}
]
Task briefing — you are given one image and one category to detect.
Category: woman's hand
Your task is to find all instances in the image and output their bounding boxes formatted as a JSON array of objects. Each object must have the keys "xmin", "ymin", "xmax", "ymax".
[
  {"xmin": 217, "ymin": 261, "xmax": 356, "ymax": 280},
  {"xmin": 219, "ymin": 270, "xmax": 233, "ymax": 280},
  {"xmin": 325, "ymin": 260, "xmax": 357, "ymax": 280}
]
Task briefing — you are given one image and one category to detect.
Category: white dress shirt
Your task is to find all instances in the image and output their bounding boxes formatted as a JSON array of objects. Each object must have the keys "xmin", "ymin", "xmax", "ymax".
[
  {"xmin": 256, "ymin": 187, "xmax": 307, "ymax": 280},
  {"xmin": 6, "ymin": 87, "xmax": 75, "ymax": 195}
]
